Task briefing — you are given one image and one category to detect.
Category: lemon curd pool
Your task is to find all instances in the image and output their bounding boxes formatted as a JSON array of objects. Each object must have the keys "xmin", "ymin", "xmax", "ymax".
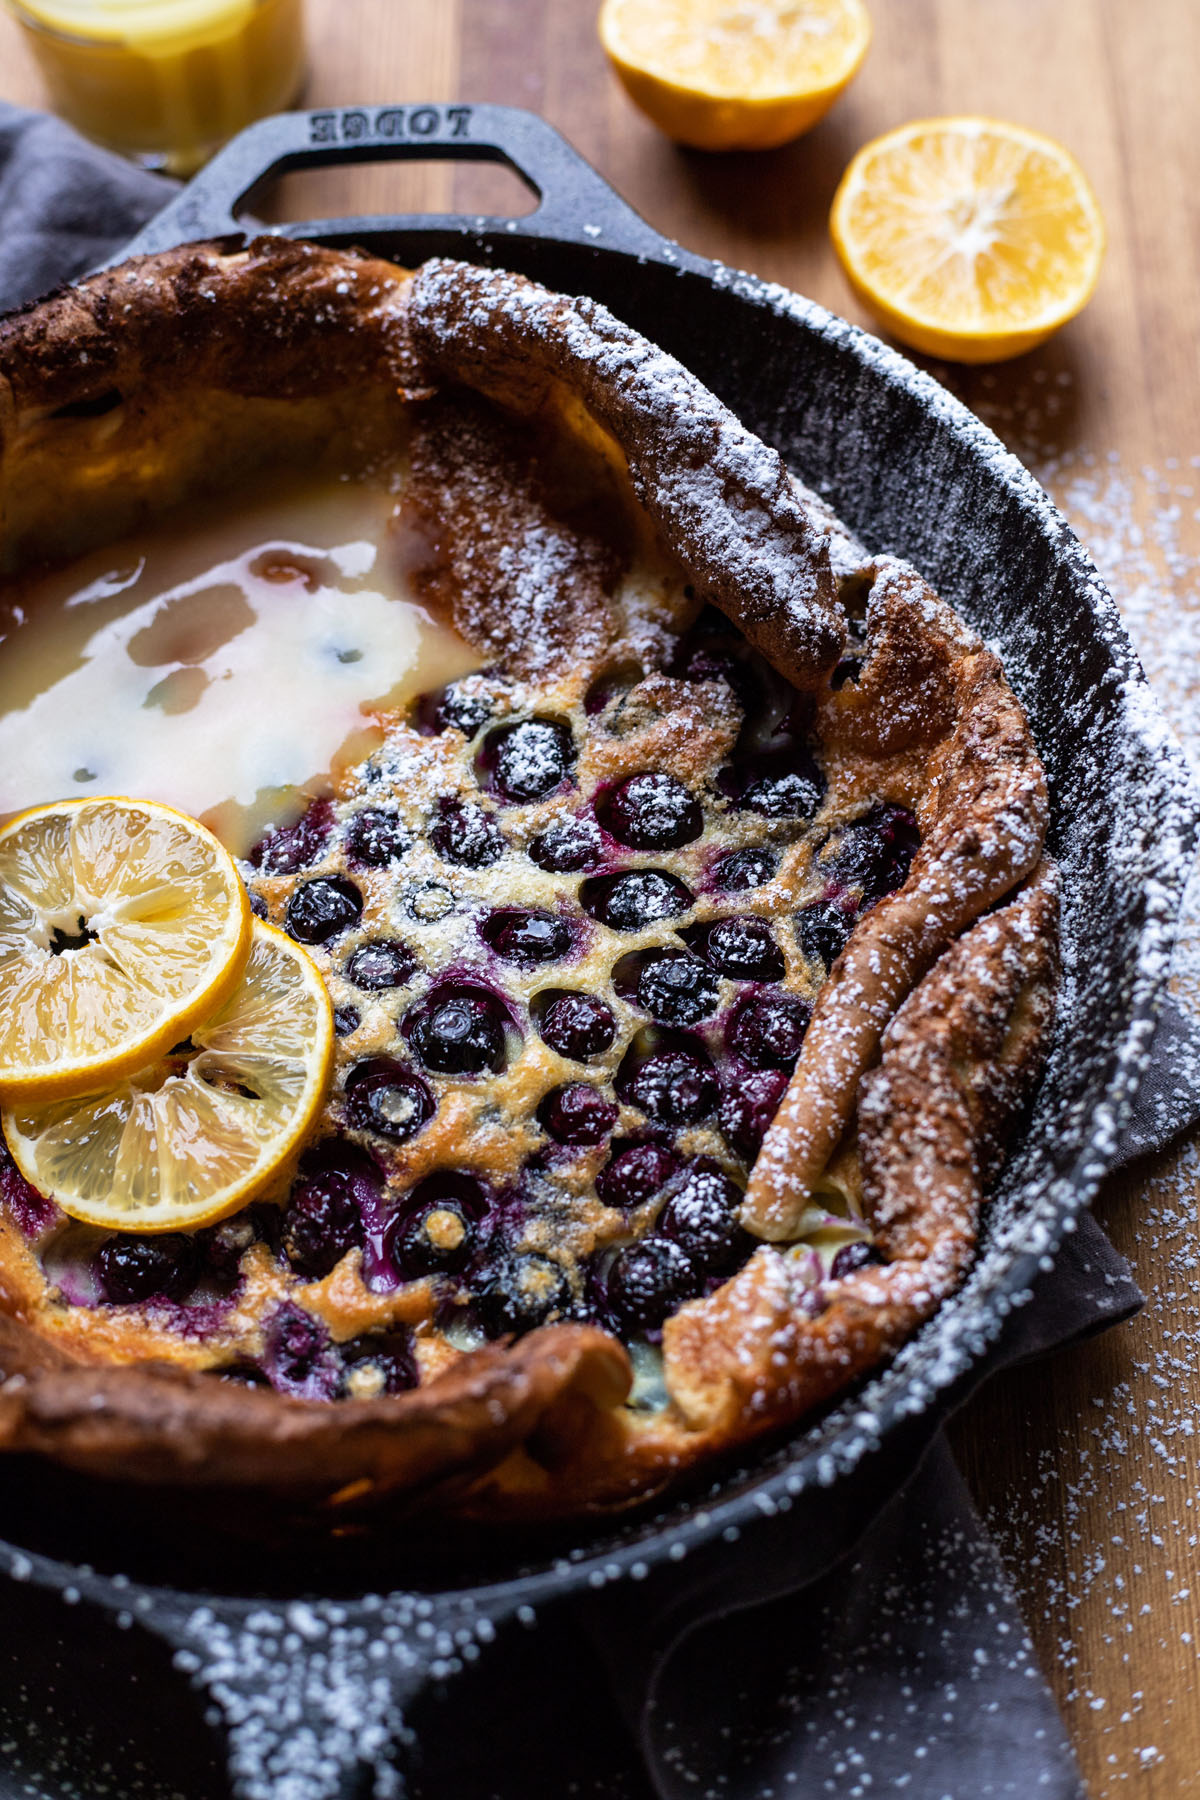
[
  {"xmin": 9, "ymin": 0, "xmax": 307, "ymax": 174},
  {"xmin": 0, "ymin": 471, "xmax": 479, "ymax": 859}
]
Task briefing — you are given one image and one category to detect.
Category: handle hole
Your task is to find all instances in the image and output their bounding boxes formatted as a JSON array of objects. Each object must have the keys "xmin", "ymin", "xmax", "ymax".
[{"xmin": 250, "ymin": 161, "xmax": 537, "ymax": 227}]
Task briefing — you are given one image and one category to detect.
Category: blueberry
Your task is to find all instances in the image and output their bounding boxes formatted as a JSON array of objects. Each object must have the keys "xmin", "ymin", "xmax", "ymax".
[
  {"xmin": 823, "ymin": 804, "xmax": 919, "ymax": 905},
  {"xmin": 262, "ymin": 1303, "xmax": 339, "ymax": 1399},
  {"xmin": 580, "ymin": 869, "xmax": 694, "ymax": 931},
  {"xmin": 696, "ymin": 915, "xmax": 785, "ymax": 982},
  {"xmin": 406, "ymin": 881, "xmax": 454, "ymax": 923},
  {"xmin": 249, "ymin": 891, "xmax": 269, "ymax": 920},
  {"xmin": 95, "ymin": 1233, "xmax": 197, "ymax": 1305},
  {"xmin": 617, "ymin": 1038, "xmax": 717, "ymax": 1127},
  {"xmin": 726, "ymin": 990, "xmax": 811, "ymax": 1068},
  {"xmin": 669, "ymin": 617, "xmax": 745, "ymax": 692},
  {"xmin": 830, "ymin": 1240, "xmax": 885, "ymax": 1280},
  {"xmin": 429, "ymin": 796, "xmax": 505, "ymax": 868},
  {"xmin": 723, "ymin": 685, "xmax": 825, "ymax": 819},
  {"xmin": 528, "ymin": 815, "xmax": 604, "ymax": 873},
  {"xmin": 427, "ymin": 682, "xmax": 493, "ymax": 738},
  {"xmin": 283, "ymin": 1188, "xmax": 359, "ymax": 1279},
  {"xmin": 242, "ymin": 1200, "xmax": 285, "ymax": 1260},
  {"xmin": 343, "ymin": 808, "xmax": 411, "ymax": 868},
  {"xmin": 537, "ymin": 1082, "xmax": 619, "ymax": 1145},
  {"xmin": 743, "ymin": 771, "xmax": 822, "ymax": 819},
  {"xmin": 199, "ymin": 1207, "xmax": 277, "ymax": 1286},
  {"xmin": 334, "ymin": 1004, "xmax": 361, "ymax": 1037},
  {"xmin": 475, "ymin": 1253, "xmax": 571, "ymax": 1337},
  {"xmin": 481, "ymin": 907, "xmax": 571, "ymax": 964},
  {"xmin": 196, "ymin": 1215, "xmax": 255, "ymax": 1285},
  {"xmin": 285, "ymin": 875, "xmax": 363, "ymax": 944},
  {"xmin": 598, "ymin": 772, "xmax": 703, "ymax": 851},
  {"xmin": 718, "ymin": 1067, "xmax": 789, "ymax": 1160},
  {"xmin": 831, "ymin": 657, "xmax": 863, "ymax": 690},
  {"xmin": 249, "ymin": 798, "xmax": 333, "ymax": 875},
  {"xmin": 635, "ymin": 952, "xmax": 719, "ymax": 1027},
  {"xmin": 282, "ymin": 1143, "xmax": 392, "ymax": 1293},
  {"xmin": 796, "ymin": 899, "xmax": 855, "ymax": 966},
  {"xmin": 388, "ymin": 1173, "xmax": 487, "ymax": 1279},
  {"xmin": 282, "ymin": 1150, "xmax": 381, "ymax": 1278},
  {"xmin": 607, "ymin": 1237, "xmax": 696, "ymax": 1335},
  {"xmin": 713, "ymin": 846, "xmax": 777, "ymax": 891},
  {"xmin": 346, "ymin": 938, "xmax": 418, "ymax": 991},
  {"xmin": 596, "ymin": 1141, "xmax": 679, "ymax": 1211},
  {"xmin": 537, "ymin": 991, "xmax": 616, "ymax": 1061},
  {"xmin": 407, "ymin": 984, "xmax": 510, "ymax": 1075},
  {"xmin": 344, "ymin": 1058, "xmax": 435, "ymax": 1142},
  {"xmin": 482, "ymin": 718, "xmax": 574, "ymax": 803},
  {"xmin": 338, "ymin": 1329, "xmax": 418, "ymax": 1396},
  {"xmin": 657, "ymin": 1162, "xmax": 748, "ymax": 1276},
  {"xmin": 674, "ymin": 643, "xmax": 743, "ymax": 687}
]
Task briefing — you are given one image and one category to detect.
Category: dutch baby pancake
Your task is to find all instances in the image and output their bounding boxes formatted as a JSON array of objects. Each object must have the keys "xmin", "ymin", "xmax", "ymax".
[{"xmin": 0, "ymin": 244, "xmax": 1057, "ymax": 1517}]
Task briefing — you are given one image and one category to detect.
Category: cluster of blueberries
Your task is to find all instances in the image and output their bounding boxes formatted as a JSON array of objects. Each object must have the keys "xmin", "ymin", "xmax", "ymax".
[{"xmin": 52, "ymin": 616, "xmax": 917, "ymax": 1397}]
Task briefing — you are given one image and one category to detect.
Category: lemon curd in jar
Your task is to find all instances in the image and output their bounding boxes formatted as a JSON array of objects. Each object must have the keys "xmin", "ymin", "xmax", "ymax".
[
  {"xmin": 0, "ymin": 472, "xmax": 479, "ymax": 859},
  {"xmin": 9, "ymin": 0, "xmax": 306, "ymax": 174}
]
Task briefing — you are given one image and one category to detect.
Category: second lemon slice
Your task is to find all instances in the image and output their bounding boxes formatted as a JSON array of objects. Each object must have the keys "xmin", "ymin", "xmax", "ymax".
[
  {"xmin": 2, "ymin": 920, "xmax": 334, "ymax": 1233},
  {"xmin": 0, "ymin": 796, "xmax": 251, "ymax": 1101},
  {"xmin": 830, "ymin": 116, "xmax": 1106, "ymax": 362}
]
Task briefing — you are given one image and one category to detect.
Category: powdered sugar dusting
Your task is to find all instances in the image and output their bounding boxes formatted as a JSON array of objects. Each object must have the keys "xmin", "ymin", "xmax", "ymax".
[
  {"xmin": 970, "ymin": 396, "xmax": 1200, "ymax": 1056},
  {"xmin": 904, "ymin": 367, "xmax": 1200, "ymax": 1793},
  {"xmin": 410, "ymin": 259, "xmax": 846, "ymax": 684},
  {"xmin": 3, "ymin": 259, "xmax": 1196, "ymax": 1800}
]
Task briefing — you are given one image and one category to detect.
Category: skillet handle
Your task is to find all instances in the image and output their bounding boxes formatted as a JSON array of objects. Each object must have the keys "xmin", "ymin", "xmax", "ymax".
[{"xmin": 117, "ymin": 102, "xmax": 673, "ymax": 262}]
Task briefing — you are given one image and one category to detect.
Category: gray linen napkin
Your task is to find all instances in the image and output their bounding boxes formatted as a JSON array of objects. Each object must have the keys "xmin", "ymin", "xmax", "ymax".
[
  {"xmin": 0, "ymin": 104, "xmax": 174, "ymax": 313},
  {"xmin": 1, "ymin": 98, "xmax": 1198, "ymax": 1800}
]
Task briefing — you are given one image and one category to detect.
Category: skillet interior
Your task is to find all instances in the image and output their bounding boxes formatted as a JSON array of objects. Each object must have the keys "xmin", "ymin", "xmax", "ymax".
[{"xmin": 0, "ymin": 114, "xmax": 1194, "ymax": 1616}]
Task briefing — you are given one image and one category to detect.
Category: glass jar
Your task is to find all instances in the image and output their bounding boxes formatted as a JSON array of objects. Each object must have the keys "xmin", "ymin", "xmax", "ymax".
[{"xmin": 7, "ymin": 0, "xmax": 307, "ymax": 175}]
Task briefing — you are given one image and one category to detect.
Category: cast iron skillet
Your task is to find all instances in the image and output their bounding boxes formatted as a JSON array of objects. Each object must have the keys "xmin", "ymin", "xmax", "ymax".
[{"xmin": 0, "ymin": 105, "xmax": 1195, "ymax": 1799}]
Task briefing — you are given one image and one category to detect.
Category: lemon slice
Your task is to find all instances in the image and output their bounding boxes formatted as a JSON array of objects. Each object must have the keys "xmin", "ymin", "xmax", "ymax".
[
  {"xmin": 2, "ymin": 920, "xmax": 334, "ymax": 1233},
  {"xmin": 599, "ymin": 0, "xmax": 871, "ymax": 152},
  {"xmin": 830, "ymin": 116, "xmax": 1106, "ymax": 363},
  {"xmin": 0, "ymin": 796, "xmax": 251, "ymax": 1102}
]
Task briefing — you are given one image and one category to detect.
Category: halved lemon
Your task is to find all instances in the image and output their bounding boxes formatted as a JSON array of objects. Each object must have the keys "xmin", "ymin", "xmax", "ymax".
[
  {"xmin": 599, "ymin": 0, "xmax": 872, "ymax": 153},
  {"xmin": 0, "ymin": 797, "xmax": 251, "ymax": 1102},
  {"xmin": 830, "ymin": 116, "xmax": 1106, "ymax": 362},
  {"xmin": 2, "ymin": 920, "xmax": 334, "ymax": 1233}
]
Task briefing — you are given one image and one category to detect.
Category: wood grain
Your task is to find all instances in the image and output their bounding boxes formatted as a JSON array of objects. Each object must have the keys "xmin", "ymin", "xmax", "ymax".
[{"xmin": 1, "ymin": 1, "xmax": 1197, "ymax": 1792}]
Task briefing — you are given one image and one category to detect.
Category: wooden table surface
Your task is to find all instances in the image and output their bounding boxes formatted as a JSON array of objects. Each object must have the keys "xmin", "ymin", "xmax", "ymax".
[{"xmin": 2, "ymin": 2, "xmax": 1198, "ymax": 1793}]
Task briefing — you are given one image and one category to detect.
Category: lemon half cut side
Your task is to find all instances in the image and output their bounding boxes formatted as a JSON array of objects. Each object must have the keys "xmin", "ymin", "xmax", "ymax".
[
  {"xmin": 3, "ymin": 920, "xmax": 334, "ymax": 1234},
  {"xmin": 0, "ymin": 796, "xmax": 252, "ymax": 1102},
  {"xmin": 599, "ymin": 0, "xmax": 872, "ymax": 152},
  {"xmin": 830, "ymin": 116, "xmax": 1106, "ymax": 363}
]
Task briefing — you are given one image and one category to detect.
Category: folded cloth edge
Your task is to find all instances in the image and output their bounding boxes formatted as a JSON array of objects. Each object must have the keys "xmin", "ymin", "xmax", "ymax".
[{"xmin": 580, "ymin": 1208, "xmax": 1139, "ymax": 1798}]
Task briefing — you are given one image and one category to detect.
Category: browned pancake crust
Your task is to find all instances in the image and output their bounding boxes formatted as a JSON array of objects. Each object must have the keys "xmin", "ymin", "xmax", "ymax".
[
  {"xmin": 0, "ymin": 248, "xmax": 1056, "ymax": 1521},
  {"xmin": 406, "ymin": 258, "xmax": 845, "ymax": 689},
  {"xmin": 745, "ymin": 558, "xmax": 1049, "ymax": 1238},
  {"xmin": 0, "ymin": 238, "xmax": 431, "ymax": 578}
]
